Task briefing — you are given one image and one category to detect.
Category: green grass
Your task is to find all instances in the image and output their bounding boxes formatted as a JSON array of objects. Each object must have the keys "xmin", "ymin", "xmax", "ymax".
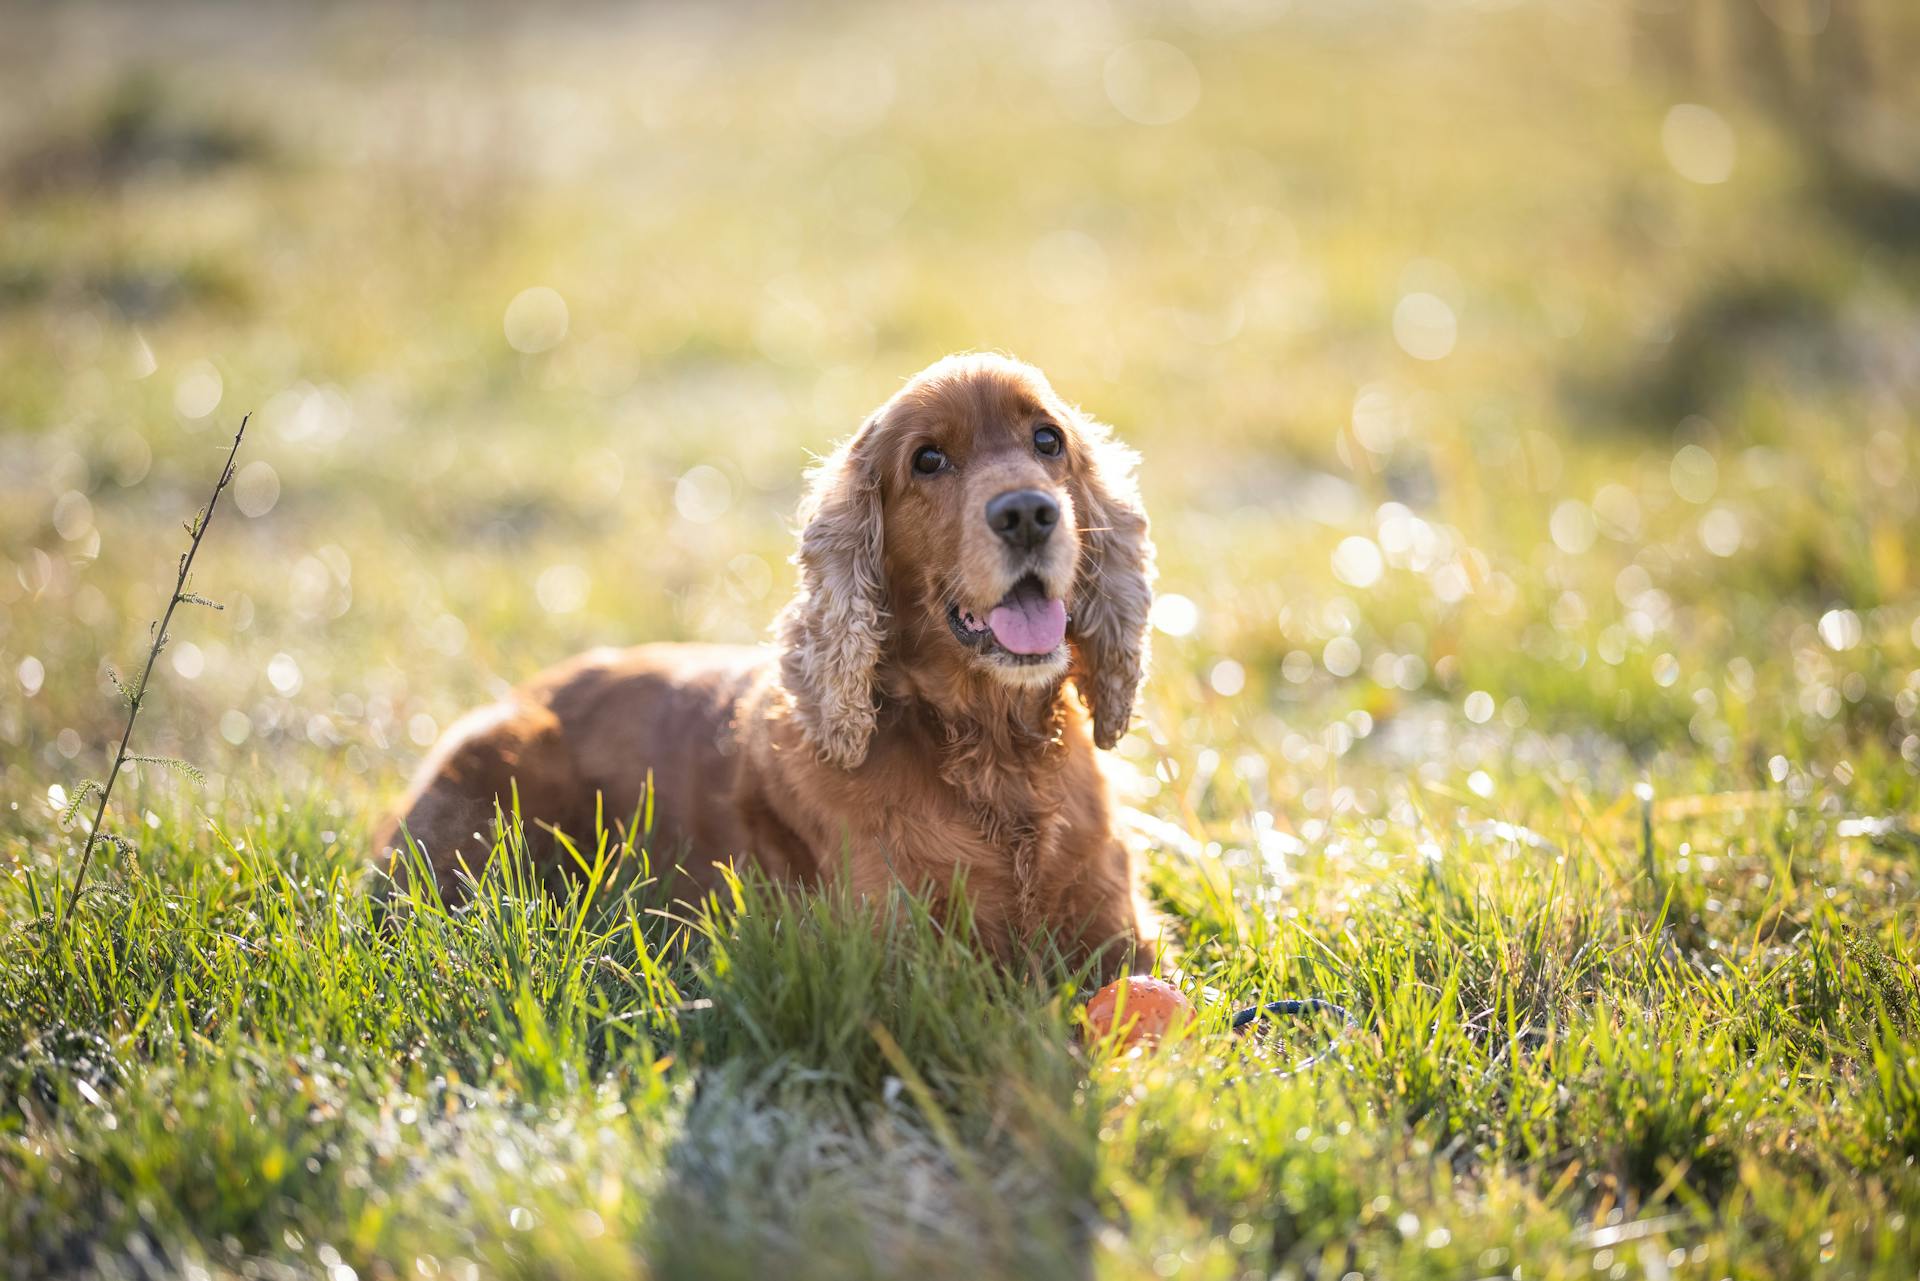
[{"xmin": 4, "ymin": 1, "xmax": 1920, "ymax": 1277}]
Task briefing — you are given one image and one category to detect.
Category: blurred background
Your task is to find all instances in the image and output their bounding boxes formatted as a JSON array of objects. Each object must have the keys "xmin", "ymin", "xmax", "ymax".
[{"xmin": 3, "ymin": 0, "xmax": 1919, "ymax": 843}]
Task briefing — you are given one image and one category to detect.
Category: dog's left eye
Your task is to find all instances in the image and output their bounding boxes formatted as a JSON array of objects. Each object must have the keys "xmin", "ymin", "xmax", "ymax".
[
  {"xmin": 1033, "ymin": 425, "xmax": 1063, "ymax": 457},
  {"xmin": 912, "ymin": 446, "xmax": 947, "ymax": 475}
]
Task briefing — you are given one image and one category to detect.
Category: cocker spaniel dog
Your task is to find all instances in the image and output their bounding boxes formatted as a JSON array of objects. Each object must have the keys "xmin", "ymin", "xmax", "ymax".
[{"xmin": 377, "ymin": 353, "xmax": 1157, "ymax": 973}]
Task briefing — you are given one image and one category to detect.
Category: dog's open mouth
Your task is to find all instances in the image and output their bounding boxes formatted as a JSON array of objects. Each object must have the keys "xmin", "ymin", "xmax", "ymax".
[{"xmin": 948, "ymin": 574, "xmax": 1069, "ymax": 663}]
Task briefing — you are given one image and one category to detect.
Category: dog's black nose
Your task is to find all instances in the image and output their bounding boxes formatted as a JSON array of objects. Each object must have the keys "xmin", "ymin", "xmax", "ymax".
[{"xmin": 986, "ymin": 489, "xmax": 1060, "ymax": 550}]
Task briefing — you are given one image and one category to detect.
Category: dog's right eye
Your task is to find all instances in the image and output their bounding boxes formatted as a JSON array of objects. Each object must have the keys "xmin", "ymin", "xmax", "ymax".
[{"xmin": 912, "ymin": 446, "xmax": 947, "ymax": 476}]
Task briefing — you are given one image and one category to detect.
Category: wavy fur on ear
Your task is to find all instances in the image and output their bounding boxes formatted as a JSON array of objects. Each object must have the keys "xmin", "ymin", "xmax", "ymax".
[
  {"xmin": 777, "ymin": 431, "xmax": 886, "ymax": 769},
  {"xmin": 1070, "ymin": 415, "xmax": 1155, "ymax": 749}
]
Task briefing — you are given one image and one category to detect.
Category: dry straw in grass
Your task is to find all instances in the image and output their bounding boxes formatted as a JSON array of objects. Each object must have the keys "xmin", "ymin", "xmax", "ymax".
[{"xmin": 51, "ymin": 414, "xmax": 250, "ymax": 940}]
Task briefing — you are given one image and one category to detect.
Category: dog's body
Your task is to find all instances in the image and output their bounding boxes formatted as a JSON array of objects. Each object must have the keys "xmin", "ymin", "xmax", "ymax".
[{"xmin": 378, "ymin": 354, "xmax": 1157, "ymax": 973}]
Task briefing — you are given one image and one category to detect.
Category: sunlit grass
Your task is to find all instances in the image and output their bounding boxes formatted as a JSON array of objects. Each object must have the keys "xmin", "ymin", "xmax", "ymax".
[{"xmin": 3, "ymin": 0, "xmax": 1919, "ymax": 1276}]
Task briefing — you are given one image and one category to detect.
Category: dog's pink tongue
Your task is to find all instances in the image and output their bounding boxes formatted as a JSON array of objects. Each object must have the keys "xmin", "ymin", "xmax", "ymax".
[{"xmin": 987, "ymin": 593, "xmax": 1067, "ymax": 655}]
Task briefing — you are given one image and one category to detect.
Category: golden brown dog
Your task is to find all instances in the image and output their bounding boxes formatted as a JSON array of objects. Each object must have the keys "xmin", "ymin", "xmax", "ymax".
[{"xmin": 376, "ymin": 353, "xmax": 1157, "ymax": 972}]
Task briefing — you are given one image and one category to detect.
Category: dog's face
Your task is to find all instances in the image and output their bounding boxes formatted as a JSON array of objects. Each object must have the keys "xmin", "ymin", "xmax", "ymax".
[
  {"xmin": 873, "ymin": 365, "xmax": 1086, "ymax": 690},
  {"xmin": 779, "ymin": 354, "xmax": 1154, "ymax": 769}
]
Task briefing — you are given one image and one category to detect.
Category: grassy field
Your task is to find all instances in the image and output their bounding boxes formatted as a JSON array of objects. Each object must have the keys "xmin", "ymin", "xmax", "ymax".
[{"xmin": 4, "ymin": 1, "xmax": 1920, "ymax": 1277}]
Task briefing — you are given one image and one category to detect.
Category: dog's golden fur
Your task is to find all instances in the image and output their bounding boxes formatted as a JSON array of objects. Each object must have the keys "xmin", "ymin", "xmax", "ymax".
[{"xmin": 376, "ymin": 354, "xmax": 1158, "ymax": 973}]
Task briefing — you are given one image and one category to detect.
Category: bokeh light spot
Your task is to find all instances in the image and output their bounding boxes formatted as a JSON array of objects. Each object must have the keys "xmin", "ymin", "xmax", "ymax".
[
  {"xmin": 1662, "ymin": 104, "xmax": 1737, "ymax": 185},
  {"xmin": 1669, "ymin": 445, "xmax": 1719, "ymax": 504},
  {"xmin": 1150, "ymin": 593, "xmax": 1199, "ymax": 637},
  {"xmin": 1028, "ymin": 230, "xmax": 1110, "ymax": 305},
  {"xmin": 796, "ymin": 40, "xmax": 896, "ymax": 136},
  {"xmin": 674, "ymin": 465, "xmax": 733, "ymax": 524},
  {"xmin": 427, "ymin": 614, "xmax": 468, "ymax": 656},
  {"xmin": 536, "ymin": 564, "xmax": 591, "ymax": 614},
  {"xmin": 174, "ymin": 360, "xmax": 224, "ymax": 419},
  {"xmin": 234, "ymin": 461, "xmax": 281, "ymax": 518},
  {"xmin": 1104, "ymin": 40, "xmax": 1202, "ymax": 126},
  {"xmin": 1818, "ymin": 608, "xmax": 1862, "ymax": 652},
  {"xmin": 219, "ymin": 709, "xmax": 252, "ymax": 744},
  {"xmin": 725, "ymin": 553, "xmax": 773, "ymax": 603},
  {"xmin": 266, "ymin": 652, "xmax": 302, "ymax": 696},
  {"xmin": 52, "ymin": 491, "xmax": 94, "ymax": 541},
  {"xmin": 1331, "ymin": 536, "xmax": 1384, "ymax": 588},
  {"xmin": 1322, "ymin": 635, "xmax": 1361, "ymax": 678},
  {"xmin": 1549, "ymin": 500, "xmax": 1597, "ymax": 554},
  {"xmin": 1351, "ymin": 384, "xmax": 1407, "ymax": 453},
  {"xmin": 1392, "ymin": 292, "xmax": 1456, "ymax": 361},
  {"xmin": 504, "ymin": 286, "xmax": 570, "ymax": 354},
  {"xmin": 1281, "ymin": 650, "xmax": 1314, "ymax": 684},
  {"xmin": 1699, "ymin": 507, "xmax": 1742, "ymax": 557}
]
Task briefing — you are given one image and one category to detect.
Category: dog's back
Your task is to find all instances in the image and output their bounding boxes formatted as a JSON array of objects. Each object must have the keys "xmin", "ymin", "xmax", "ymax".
[{"xmin": 375, "ymin": 643, "xmax": 769, "ymax": 900}]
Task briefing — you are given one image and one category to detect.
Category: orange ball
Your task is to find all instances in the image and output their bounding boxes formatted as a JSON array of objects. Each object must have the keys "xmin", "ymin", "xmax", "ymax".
[{"xmin": 1083, "ymin": 976, "xmax": 1193, "ymax": 1049}]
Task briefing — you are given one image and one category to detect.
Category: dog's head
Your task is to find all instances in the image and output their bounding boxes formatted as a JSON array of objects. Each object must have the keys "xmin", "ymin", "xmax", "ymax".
[{"xmin": 778, "ymin": 353, "xmax": 1154, "ymax": 768}]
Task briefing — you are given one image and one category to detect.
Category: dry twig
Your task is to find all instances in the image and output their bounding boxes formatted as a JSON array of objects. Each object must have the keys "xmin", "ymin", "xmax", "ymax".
[{"xmin": 51, "ymin": 414, "xmax": 250, "ymax": 940}]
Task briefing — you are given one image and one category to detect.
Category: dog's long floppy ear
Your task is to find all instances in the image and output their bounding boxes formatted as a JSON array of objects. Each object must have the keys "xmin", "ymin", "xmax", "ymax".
[
  {"xmin": 1070, "ymin": 415, "xmax": 1155, "ymax": 750},
  {"xmin": 777, "ymin": 429, "xmax": 887, "ymax": 769}
]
